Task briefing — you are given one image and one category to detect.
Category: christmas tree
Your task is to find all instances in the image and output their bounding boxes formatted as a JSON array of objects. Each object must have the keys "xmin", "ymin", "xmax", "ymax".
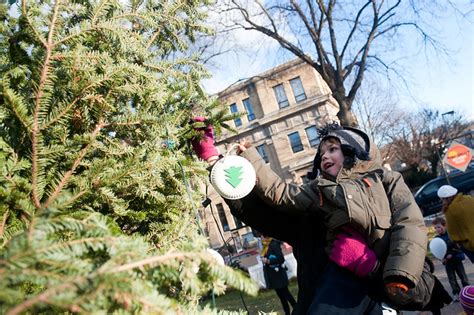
[{"xmin": 0, "ymin": 0, "xmax": 256, "ymax": 313}]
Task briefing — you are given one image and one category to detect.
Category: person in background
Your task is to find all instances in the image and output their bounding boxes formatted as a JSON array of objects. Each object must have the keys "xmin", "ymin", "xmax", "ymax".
[
  {"xmin": 437, "ymin": 185, "xmax": 474, "ymax": 263},
  {"xmin": 432, "ymin": 217, "xmax": 470, "ymax": 301},
  {"xmin": 260, "ymin": 234, "xmax": 296, "ymax": 315}
]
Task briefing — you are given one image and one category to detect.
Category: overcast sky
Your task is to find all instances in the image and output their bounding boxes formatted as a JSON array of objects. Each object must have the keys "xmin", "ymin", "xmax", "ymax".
[{"xmin": 201, "ymin": 2, "xmax": 473, "ymax": 121}]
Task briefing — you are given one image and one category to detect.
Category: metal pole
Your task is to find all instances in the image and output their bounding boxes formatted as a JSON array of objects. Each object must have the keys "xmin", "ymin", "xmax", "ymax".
[
  {"xmin": 436, "ymin": 146, "xmax": 451, "ymax": 185},
  {"xmin": 440, "ymin": 111, "xmax": 455, "ymax": 185}
]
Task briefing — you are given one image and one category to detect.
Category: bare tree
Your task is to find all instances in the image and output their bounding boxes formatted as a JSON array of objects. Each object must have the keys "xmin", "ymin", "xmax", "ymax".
[
  {"xmin": 353, "ymin": 78, "xmax": 407, "ymax": 151},
  {"xmin": 220, "ymin": 0, "xmax": 466, "ymax": 126},
  {"xmin": 384, "ymin": 108, "xmax": 467, "ymax": 178}
]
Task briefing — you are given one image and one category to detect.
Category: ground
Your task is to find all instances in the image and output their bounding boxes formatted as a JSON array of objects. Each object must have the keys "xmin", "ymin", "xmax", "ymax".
[{"xmin": 205, "ymin": 259, "xmax": 473, "ymax": 314}]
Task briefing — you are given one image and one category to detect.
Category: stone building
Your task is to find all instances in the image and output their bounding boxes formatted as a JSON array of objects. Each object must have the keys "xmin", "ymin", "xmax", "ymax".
[{"xmin": 202, "ymin": 58, "xmax": 339, "ymax": 255}]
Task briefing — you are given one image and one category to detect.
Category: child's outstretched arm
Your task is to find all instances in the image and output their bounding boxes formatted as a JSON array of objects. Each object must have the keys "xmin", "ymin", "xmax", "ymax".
[
  {"xmin": 190, "ymin": 118, "xmax": 321, "ymax": 214},
  {"xmin": 237, "ymin": 142, "xmax": 321, "ymax": 213}
]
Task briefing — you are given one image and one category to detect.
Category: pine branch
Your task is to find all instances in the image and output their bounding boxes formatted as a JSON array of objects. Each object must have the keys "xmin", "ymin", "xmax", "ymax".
[
  {"xmin": 6, "ymin": 281, "xmax": 76, "ymax": 315},
  {"xmin": 43, "ymin": 121, "xmax": 104, "ymax": 209},
  {"xmin": 102, "ymin": 251, "xmax": 196, "ymax": 274},
  {"xmin": 0, "ymin": 210, "xmax": 9, "ymax": 238},
  {"xmin": 31, "ymin": 0, "xmax": 62, "ymax": 209}
]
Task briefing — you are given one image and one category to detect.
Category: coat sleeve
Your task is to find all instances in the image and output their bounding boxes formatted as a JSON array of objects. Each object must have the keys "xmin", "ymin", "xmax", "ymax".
[
  {"xmin": 224, "ymin": 191, "xmax": 299, "ymax": 246},
  {"xmin": 240, "ymin": 147, "xmax": 320, "ymax": 213},
  {"xmin": 382, "ymin": 171, "xmax": 428, "ymax": 287}
]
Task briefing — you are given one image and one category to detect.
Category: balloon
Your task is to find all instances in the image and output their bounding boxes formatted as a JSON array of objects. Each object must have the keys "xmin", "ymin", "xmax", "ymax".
[
  {"xmin": 429, "ymin": 237, "xmax": 447, "ymax": 260},
  {"xmin": 206, "ymin": 248, "xmax": 225, "ymax": 266}
]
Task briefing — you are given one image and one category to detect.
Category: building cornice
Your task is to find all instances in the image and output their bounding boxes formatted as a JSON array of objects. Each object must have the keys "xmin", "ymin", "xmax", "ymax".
[
  {"xmin": 215, "ymin": 58, "xmax": 307, "ymax": 99},
  {"xmin": 215, "ymin": 93, "xmax": 331, "ymax": 144}
]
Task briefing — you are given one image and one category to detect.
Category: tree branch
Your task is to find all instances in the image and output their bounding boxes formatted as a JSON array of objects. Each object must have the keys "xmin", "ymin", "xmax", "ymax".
[
  {"xmin": 347, "ymin": 1, "xmax": 379, "ymax": 103},
  {"xmin": 31, "ymin": 0, "xmax": 62, "ymax": 208},
  {"xmin": 0, "ymin": 210, "xmax": 9, "ymax": 238},
  {"xmin": 340, "ymin": 1, "xmax": 372, "ymax": 59},
  {"xmin": 43, "ymin": 121, "xmax": 104, "ymax": 209},
  {"xmin": 6, "ymin": 282, "xmax": 76, "ymax": 315}
]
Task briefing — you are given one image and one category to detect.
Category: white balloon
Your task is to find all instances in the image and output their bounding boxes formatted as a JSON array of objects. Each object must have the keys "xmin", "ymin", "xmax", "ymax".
[
  {"xmin": 429, "ymin": 237, "xmax": 447, "ymax": 260},
  {"xmin": 206, "ymin": 248, "xmax": 225, "ymax": 266}
]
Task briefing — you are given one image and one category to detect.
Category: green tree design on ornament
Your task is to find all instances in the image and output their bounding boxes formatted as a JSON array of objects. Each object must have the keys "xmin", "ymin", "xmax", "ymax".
[{"xmin": 224, "ymin": 166, "xmax": 243, "ymax": 188}]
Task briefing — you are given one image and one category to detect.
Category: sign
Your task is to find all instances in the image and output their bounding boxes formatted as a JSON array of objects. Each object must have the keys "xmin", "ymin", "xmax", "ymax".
[{"xmin": 443, "ymin": 142, "xmax": 473, "ymax": 172}]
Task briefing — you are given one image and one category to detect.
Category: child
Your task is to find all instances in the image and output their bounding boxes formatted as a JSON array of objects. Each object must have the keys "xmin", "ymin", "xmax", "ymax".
[
  {"xmin": 192, "ymin": 120, "xmax": 431, "ymax": 311},
  {"xmin": 241, "ymin": 124, "xmax": 431, "ymax": 308},
  {"xmin": 432, "ymin": 217, "xmax": 470, "ymax": 300}
]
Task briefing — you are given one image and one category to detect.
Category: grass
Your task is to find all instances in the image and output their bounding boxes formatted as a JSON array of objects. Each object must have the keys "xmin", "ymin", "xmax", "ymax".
[
  {"xmin": 204, "ymin": 227, "xmax": 440, "ymax": 314},
  {"xmin": 202, "ymin": 279, "xmax": 299, "ymax": 314}
]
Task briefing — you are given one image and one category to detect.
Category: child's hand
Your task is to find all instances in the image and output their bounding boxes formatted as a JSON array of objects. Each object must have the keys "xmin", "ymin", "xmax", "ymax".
[
  {"xmin": 236, "ymin": 139, "xmax": 251, "ymax": 155},
  {"xmin": 190, "ymin": 117, "xmax": 219, "ymax": 161},
  {"xmin": 385, "ymin": 282, "xmax": 410, "ymax": 306},
  {"xmin": 329, "ymin": 228, "xmax": 378, "ymax": 278}
]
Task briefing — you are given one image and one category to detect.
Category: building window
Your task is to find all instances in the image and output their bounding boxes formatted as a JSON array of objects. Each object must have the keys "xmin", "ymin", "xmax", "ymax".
[
  {"xmin": 216, "ymin": 203, "xmax": 230, "ymax": 232},
  {"xmin": 256, "ymin": 144, "xmax": 269, "ymax": 163},
  {"xmin": 242, "ymin": 98, "xmax": 256, "ymax": 121},
  {"xmin": 305, "ymin": 126, "xmax": 320, "ymax": 147},
  {"xmin": 290, "ymin": 77, "xmax": 306, "ymax": 102},
  {"xmin": 288, "ymin": 131, "xmax": 304, "ymax": 153},
  {"xmin": 233, "ymin": 215, "xmax": 244, "ymax": 228},
  {"xmin": 229, "ymin": 103, "xmax": 242, "ymax": 127},
  {"xmin": 273, "ymin": 84, "xmax": 289, "ymax": 108}
]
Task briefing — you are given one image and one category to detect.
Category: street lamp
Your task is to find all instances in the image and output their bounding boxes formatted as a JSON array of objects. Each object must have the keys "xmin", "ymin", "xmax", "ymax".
[{"xmin": 439, "ymin": 110, "xmax": 455, "ymax": 184}]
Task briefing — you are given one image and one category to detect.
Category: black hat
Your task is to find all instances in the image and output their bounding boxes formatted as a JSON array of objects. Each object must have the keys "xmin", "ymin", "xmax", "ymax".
[{"xmin": 307, "ymin": 123, "xmax": 370, "ymax": 180}]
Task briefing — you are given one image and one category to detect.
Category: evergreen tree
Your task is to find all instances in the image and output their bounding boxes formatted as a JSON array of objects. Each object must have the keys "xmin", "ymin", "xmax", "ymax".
[{"xmin": 0, "ymin": 0, "xmax": 256, "ymax": 313}]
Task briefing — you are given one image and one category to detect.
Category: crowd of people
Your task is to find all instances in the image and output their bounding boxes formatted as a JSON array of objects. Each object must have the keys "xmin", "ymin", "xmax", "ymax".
[{"xmin": 191, "ymin": 118, "xmax": 473, "ymax": 315}]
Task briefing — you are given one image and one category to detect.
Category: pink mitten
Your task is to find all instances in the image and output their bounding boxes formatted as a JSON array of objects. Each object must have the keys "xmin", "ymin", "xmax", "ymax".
[
  {"xmin": 191, "ymin": 116, "xmax": 219, "ymax": 161},
  {"xmin": 329, "ymin": 228, "xmax": 378, "ymax": 278}
]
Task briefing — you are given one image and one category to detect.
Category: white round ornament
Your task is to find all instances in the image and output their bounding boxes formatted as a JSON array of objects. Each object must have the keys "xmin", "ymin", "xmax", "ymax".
[
  {"xmin": 429, "ymin": 237, "xmax": 447, "ymax": 260},
  {"xmin": 210, "ymin": 155, "xmax": 256, "ymax": 199}
]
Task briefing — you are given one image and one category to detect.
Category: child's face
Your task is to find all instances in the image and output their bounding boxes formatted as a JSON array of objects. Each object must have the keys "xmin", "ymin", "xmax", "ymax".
[
  {"xmin": 433, "ymin": 223, "xmax": 446, "ymax": 235},
  {"xmin": 320, "ymin": 138, "xmax": 344, "ymax": 177}
]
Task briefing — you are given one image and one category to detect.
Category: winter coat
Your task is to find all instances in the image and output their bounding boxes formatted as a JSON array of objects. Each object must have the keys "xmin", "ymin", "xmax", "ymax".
[
  {"xmin": 240, "ymin": 135, "xmax": 427, "ymax": 288},
  {"xmin": 262, "ymin": 239, "xmax": 289, "ymax": 289},
  {"xmin": 445, "ymin": 193, "xmax": 474, "ymax": 251},
  {"xmin": 224, "ymin": 173, "xmax": 436, "ymax": 312},
  {"xmin": 225, "ymin": 193, "xmax": 327, "ymax": 314}
]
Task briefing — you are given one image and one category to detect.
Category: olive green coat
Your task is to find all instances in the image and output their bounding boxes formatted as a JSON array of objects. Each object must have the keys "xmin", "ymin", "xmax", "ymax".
[{"xmin": 241, "ymin": 140, "xmax": 427, "ymax": 287}]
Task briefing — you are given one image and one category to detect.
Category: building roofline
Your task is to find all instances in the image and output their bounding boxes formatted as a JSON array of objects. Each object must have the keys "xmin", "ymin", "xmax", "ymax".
[
  {"xmin": 215, "ymin": 58, "xmax": 308, "ymax": 98},
  {"xmin": 215, "ymin": 93, "xmax": 331, "ymax": 144}
]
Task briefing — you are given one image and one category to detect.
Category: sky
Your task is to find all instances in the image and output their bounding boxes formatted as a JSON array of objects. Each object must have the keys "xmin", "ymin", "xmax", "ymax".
[{"xmin": 201, "ymin": 2, "xmax": 474, "ymax": 122}]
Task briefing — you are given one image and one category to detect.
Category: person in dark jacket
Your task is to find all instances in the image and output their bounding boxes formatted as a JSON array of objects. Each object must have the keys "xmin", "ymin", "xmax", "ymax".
[
  {"xmin": 259, "ymin": 235, "xmax": 296, "ymax": 315},
  {"xmin": 226, "ymin": 191, "xmax": 387, "ymax": 314},
  {"xmin": 190, "ymin": 118, "xmax": 442, "ymax": 313},
  {"xmin": 432, "ymin": 217, "xmax": 470, "ymax": 300}
]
